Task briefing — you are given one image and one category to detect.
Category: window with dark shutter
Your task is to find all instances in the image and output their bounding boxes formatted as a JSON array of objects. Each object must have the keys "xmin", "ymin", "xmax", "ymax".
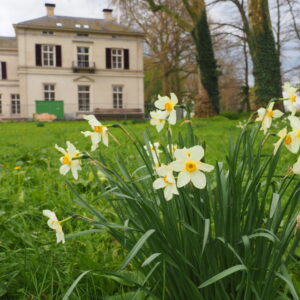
[
  {"xmin": 1, "ymin": 62, "xmax": 7, "ymax": 79},
  {"xmin": 124, "ymin": 49, "xmax": 129, "ymax": 70},
  {"xmin": 56, "ymin": 45, "xmax": 62, "ymax": 67},
  {"xmin": 35, "ymin": 44, "xmax": 42, "ymax": 66},
  {"xmin": 106, "ymin": 48, "xmax": 112, "ymax": 69}
]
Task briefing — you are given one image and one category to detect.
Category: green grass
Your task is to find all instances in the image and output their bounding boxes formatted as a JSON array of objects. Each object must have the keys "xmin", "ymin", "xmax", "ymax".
[{"xmin": 0, "ymin": 116, "xmax": 298, "ymax": 299}]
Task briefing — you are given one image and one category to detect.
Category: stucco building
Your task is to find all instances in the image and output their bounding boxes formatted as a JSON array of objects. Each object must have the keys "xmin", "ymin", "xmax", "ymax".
[{"xmin": 0, "ymin": 3, "xmax": 144, "ymax": 120}]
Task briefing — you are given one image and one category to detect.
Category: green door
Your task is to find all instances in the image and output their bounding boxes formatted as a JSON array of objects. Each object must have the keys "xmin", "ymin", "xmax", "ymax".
[{"xmin": 36, "ymin": 101, "xmax": 64, "ymax": 119}]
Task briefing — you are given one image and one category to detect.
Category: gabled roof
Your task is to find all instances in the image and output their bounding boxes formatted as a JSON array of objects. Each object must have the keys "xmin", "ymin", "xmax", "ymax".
[
  {"xmin": 0, "ymin": 37, "xmax": 17, "ymax": 49},
  {"xmin": 15, "ymin": 16, "xmax": 144, "ymax": 37}
]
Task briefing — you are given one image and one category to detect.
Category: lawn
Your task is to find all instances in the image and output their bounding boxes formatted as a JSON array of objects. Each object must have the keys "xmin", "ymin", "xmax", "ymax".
[{"xmin": 0, "ymin": 116, "xmax": 298, "ymax": 299}]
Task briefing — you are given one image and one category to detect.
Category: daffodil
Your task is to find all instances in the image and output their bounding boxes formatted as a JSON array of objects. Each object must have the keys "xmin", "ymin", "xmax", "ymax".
[
  {"xmin": 256, "ymin": 102, "xmax": 283, "ymax": 134},
  {"xmin": 14, "ymin": 166, "xmax": 21, "ymax": 171},
  {"xmin": 292, "ymin": 156, "xmax": 300, "ymax": 174},
  {"xmin": 286, "ymin": 116, "xmax": 300, "ymax": 153},
  {"xmin": 55, "ymin": 141, "xmax": 82, "ymax": 180},
  {"xmin": 144, "ymin": 142, "xmax": 162, "ymax": 166},
  {"xmin": 154, "ymin": 93, "xmax": 178, "ymax": 125},
  {"xmin": 150, "ymin": 110, "xmax": 167, "ymax": 132},
  {"xmin": 43, "ymin": 210, "xmax": 65, "ymax": 244},
  {"xmin": 82, "ymin": 115, "xmax": 108, "ymax": 150},
  {"xmin": 153, "ymin": 164, "xmax": 179, "ymax": 200},
  {"xmin": 273, "ymin": 128, "xmax": 297, "ymax": 154},
  {"xmin": 283, "ymin": 82, "xmax": 298, "ymax": 115},
  {"xmin": 171, "ymin": 145, "xmax": 214, "ymax": 189}
]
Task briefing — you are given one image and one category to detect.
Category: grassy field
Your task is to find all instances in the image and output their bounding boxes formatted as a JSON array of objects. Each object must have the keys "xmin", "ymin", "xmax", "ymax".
[{"xmin": 0, "ymin": 116, "xmax": 298, "ymax": 299}]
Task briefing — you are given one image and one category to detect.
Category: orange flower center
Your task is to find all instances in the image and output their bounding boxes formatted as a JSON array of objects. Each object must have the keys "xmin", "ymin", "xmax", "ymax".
[
  {"xmin": 284, "ymin": 134, "xmax": 292, "ymax": 145},
  {"xmin": 163, "ymin": 176, "xmax": 170, "ymax": 184},
  {"xmin": 94, "ymin": 126, "xmax": 104, "ymax": 133},
  {"xmin": 185, "ymin": 160, "xmax": 197, "ymax": 172},
  {"xmin": 267, "ymin": 110, "xmax": 273, "ymax": 117},
  {"xmin": 291, "ymin": 95, "xmax": 296, "ymax": 102},
  {"xmin": 63, "ymin": 154, "xmax": 71, "ymax": 165},
  {"xmin": 165, "ymin": 101, "xmax": 174, "ymax": 112}
]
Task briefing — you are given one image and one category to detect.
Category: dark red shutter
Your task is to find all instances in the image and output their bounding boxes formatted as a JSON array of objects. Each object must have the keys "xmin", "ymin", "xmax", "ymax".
[
  {"xmin": 56, "ymin": 45, "xmax": 62, "ymax": 67},
  {"xmin": 106, "ymin": 48, "xmax": 112, "ymax": 69},
  {"xmin": 35, "ymin": 44, "xmax": 42, "ymax": 66},
  {"xmin": 1, "ymin": 62, "xmax": 7, "ymax": 79},
  {"xmin": 124, "ymin": 49, "xmax": 129, "ymax": 70}
]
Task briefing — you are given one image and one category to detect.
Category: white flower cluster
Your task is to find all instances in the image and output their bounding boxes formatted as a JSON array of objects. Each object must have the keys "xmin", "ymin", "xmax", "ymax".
[
  {"xmin": 255, "ymin": 83, "xmax": 300, "ymax": 174},
  {"xmin": 150, "ymin": 93, "xmax": 178, "ymax": 132},
  {"xmin": 147, "ymin": 144, "xmax": 214, "ymax": 201}
]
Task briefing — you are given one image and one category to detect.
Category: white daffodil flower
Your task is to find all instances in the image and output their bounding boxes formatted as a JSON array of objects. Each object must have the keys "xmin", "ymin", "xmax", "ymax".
[
  {"xmin": 81, "ymin": 115, "xmax": 108, "ymax": 151},
  {"xmin": 292, "ymin": 157, "xmax": 300, "ymax": 174},
  {"xmin": 154, "ymin": 93, "xmax": 178, "ymax": 125},
  {"xmin": 55, "ymin": 141, "xmax": 82, "ymax": 180},
  {"xmin": 144, "ymin": 142, "xmax": 162, "ymax": 166},
  {"xmin": 153, "ymin": 164, "xmax": 179, "ymax": 201},
  {"xmin": 287, "ymin": 116, "xmax": 300, "ymax": 153},
  {"xmin": 171, "ymin": 145, "xmax": 214, "ymax": 189},
  {"xmin": 150, "ymin": 110, "xmax": 167, "ymax": 132},
  {"xmin": 273, "ymin": 128, "xmax": 297, "ymax": 154},
  {"xmin": 43, "ymin": 210, "xmax": 65, "ymax": 244},
  {"xmin": 283, "ymin": 82, "xmax": 298, "ymax": 115},
  {"xmin": 256, "ymin": 102, "xmax": 283, "ymax": 134}
]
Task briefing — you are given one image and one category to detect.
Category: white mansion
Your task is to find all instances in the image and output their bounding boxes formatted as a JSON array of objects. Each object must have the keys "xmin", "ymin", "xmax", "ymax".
[{"xmin": 0, "ymin": 3, "xmax": 144, "ymax": 120}]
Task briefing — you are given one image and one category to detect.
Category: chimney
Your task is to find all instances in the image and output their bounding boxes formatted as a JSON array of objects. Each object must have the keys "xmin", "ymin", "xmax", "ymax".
[
  {"xmin": 103, "ymin": 9, "xmax": 113, "ymax": 21},
  {"xmin": 45, "ymin": 3, "xmax": 55, "ymax": 17}
]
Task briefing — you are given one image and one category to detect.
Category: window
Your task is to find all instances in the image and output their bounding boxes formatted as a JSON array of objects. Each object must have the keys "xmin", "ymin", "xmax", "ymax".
[
  {"xmin": 0, "ymin": 94, "xmax": 2, "ymax": 114},
  {"xmin": 78, "ymin": 85, "xmax": 90, "ymax": 111},
  {"xmin": 111, "ymin": 49, "xmax": 123, "ymax": 69},
  {"xmin": 44, "ymin": 84, "xmax": 55, "ymax": 101},
  {"xmin": 56, "ymin": 23, "xmax": 62, "ymax": 27},
  {"xmin": 113, "ymin": 86, "xmax": 123, "ymax": 108},
  {"xmin": 42, "ymin": 31, "xmax": 53, "ymax": 35},
  {"xmin": 11, "ymin": 94, "xmax": 20, "ymax": 114},
  {"xmin": 0, "ymin": 62, "xmax": 7, "ymax": 80},
  {"xmin": 83, "ymin": 25, "xmax": 89, "ymax": 29},
  {"xmin": 77, "ymin": 47, "xmax": 89, "ymax": 67},
  {"xmin": 42, "ymin": 45, "xmax": 55, "ymax": 66},
  {"xmin": 77, "ymin": 33, "xmax": 89, "ymax": 37},
  {"xmin": 75, "ymin": 24, "xmax": 81, "ymax": 28}
]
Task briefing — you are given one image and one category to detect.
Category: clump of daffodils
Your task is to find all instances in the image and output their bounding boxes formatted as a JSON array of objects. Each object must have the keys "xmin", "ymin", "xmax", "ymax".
[
  {"xmin": 82, "ymin": 115, "xmax": 109, "ymax": 151},
  {"xmin": 55, "ymin": 141, "xmax": 82, "ymax": 180},
  {"xmin": 43, "ymin": 210, "xmax": 65, "ymax": 244},
  {"xmin": 150, "ymin": 93, "xmax": 179, "ymax": 132}
]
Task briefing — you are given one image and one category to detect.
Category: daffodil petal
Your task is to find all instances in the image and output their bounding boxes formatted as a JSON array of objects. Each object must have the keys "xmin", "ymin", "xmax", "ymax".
[
  {"xmin": 153, "ymin": 178, "xmax": 166, "ymax": 189},
  {"xmin": 177, "ymin": 171, "xmax": 190, "ymax": 187},
  {"xmin": 199, "ymin": 162, "xmax": 214, "ymax": 172},
  {"xmin": 60, "ymin": 164, "xmax": 70, "ymax": 175},
  {"xmin": 191, "ymin": 170, "xmax": 206, "ymax": 189}
]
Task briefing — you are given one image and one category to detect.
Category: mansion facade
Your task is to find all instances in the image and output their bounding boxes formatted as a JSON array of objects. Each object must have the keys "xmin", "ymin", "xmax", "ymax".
[{"xmin": 0, "ymin": 3, "xmax": 144, "ymax": 120}]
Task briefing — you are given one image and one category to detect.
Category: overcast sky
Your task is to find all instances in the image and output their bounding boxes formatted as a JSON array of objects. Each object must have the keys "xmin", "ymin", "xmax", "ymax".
[{"xmin": 0, "ymin": 0, "xmax": 109, "ymax": 36}]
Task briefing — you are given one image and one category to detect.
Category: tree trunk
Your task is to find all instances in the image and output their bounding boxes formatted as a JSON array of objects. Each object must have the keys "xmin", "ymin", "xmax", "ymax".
[
  {"xmin": 248, "ymin": 0, "xmax": 282, "ymax": 104},
  {"xmin": 191, "ymin": 9, "xmax": 220, "ymax": 114}
]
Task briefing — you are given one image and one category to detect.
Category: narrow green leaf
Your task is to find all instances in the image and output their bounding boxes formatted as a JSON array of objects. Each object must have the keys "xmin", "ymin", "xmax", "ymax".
[
  {"xmin": 62, "ymin": 270, "xmax": 91, "ymax": 300},
  {"xmin": 199, "ymin": 265, "xmax": 247, "ymax": 289},
  {"xmin": 65, "ymin": 229, "xmax": 106, "ymax": 240},
  {"xmin": 270, "ymin": 193, "xmax": 280, "ymax": 218},
  {"xmin": 201, "ymin": 219, "xmax": 210, "ymax": 255},
  {"xmin": 119, "ymin": 229, "xmax": 155, "ymax": 270},
  {"xmin": 275, "ymin": 272, "xmax": 299, "ymax": 300},
  {"xmin": 142, "ymin": 253, "xmax": 161, "ymax": 267}
]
